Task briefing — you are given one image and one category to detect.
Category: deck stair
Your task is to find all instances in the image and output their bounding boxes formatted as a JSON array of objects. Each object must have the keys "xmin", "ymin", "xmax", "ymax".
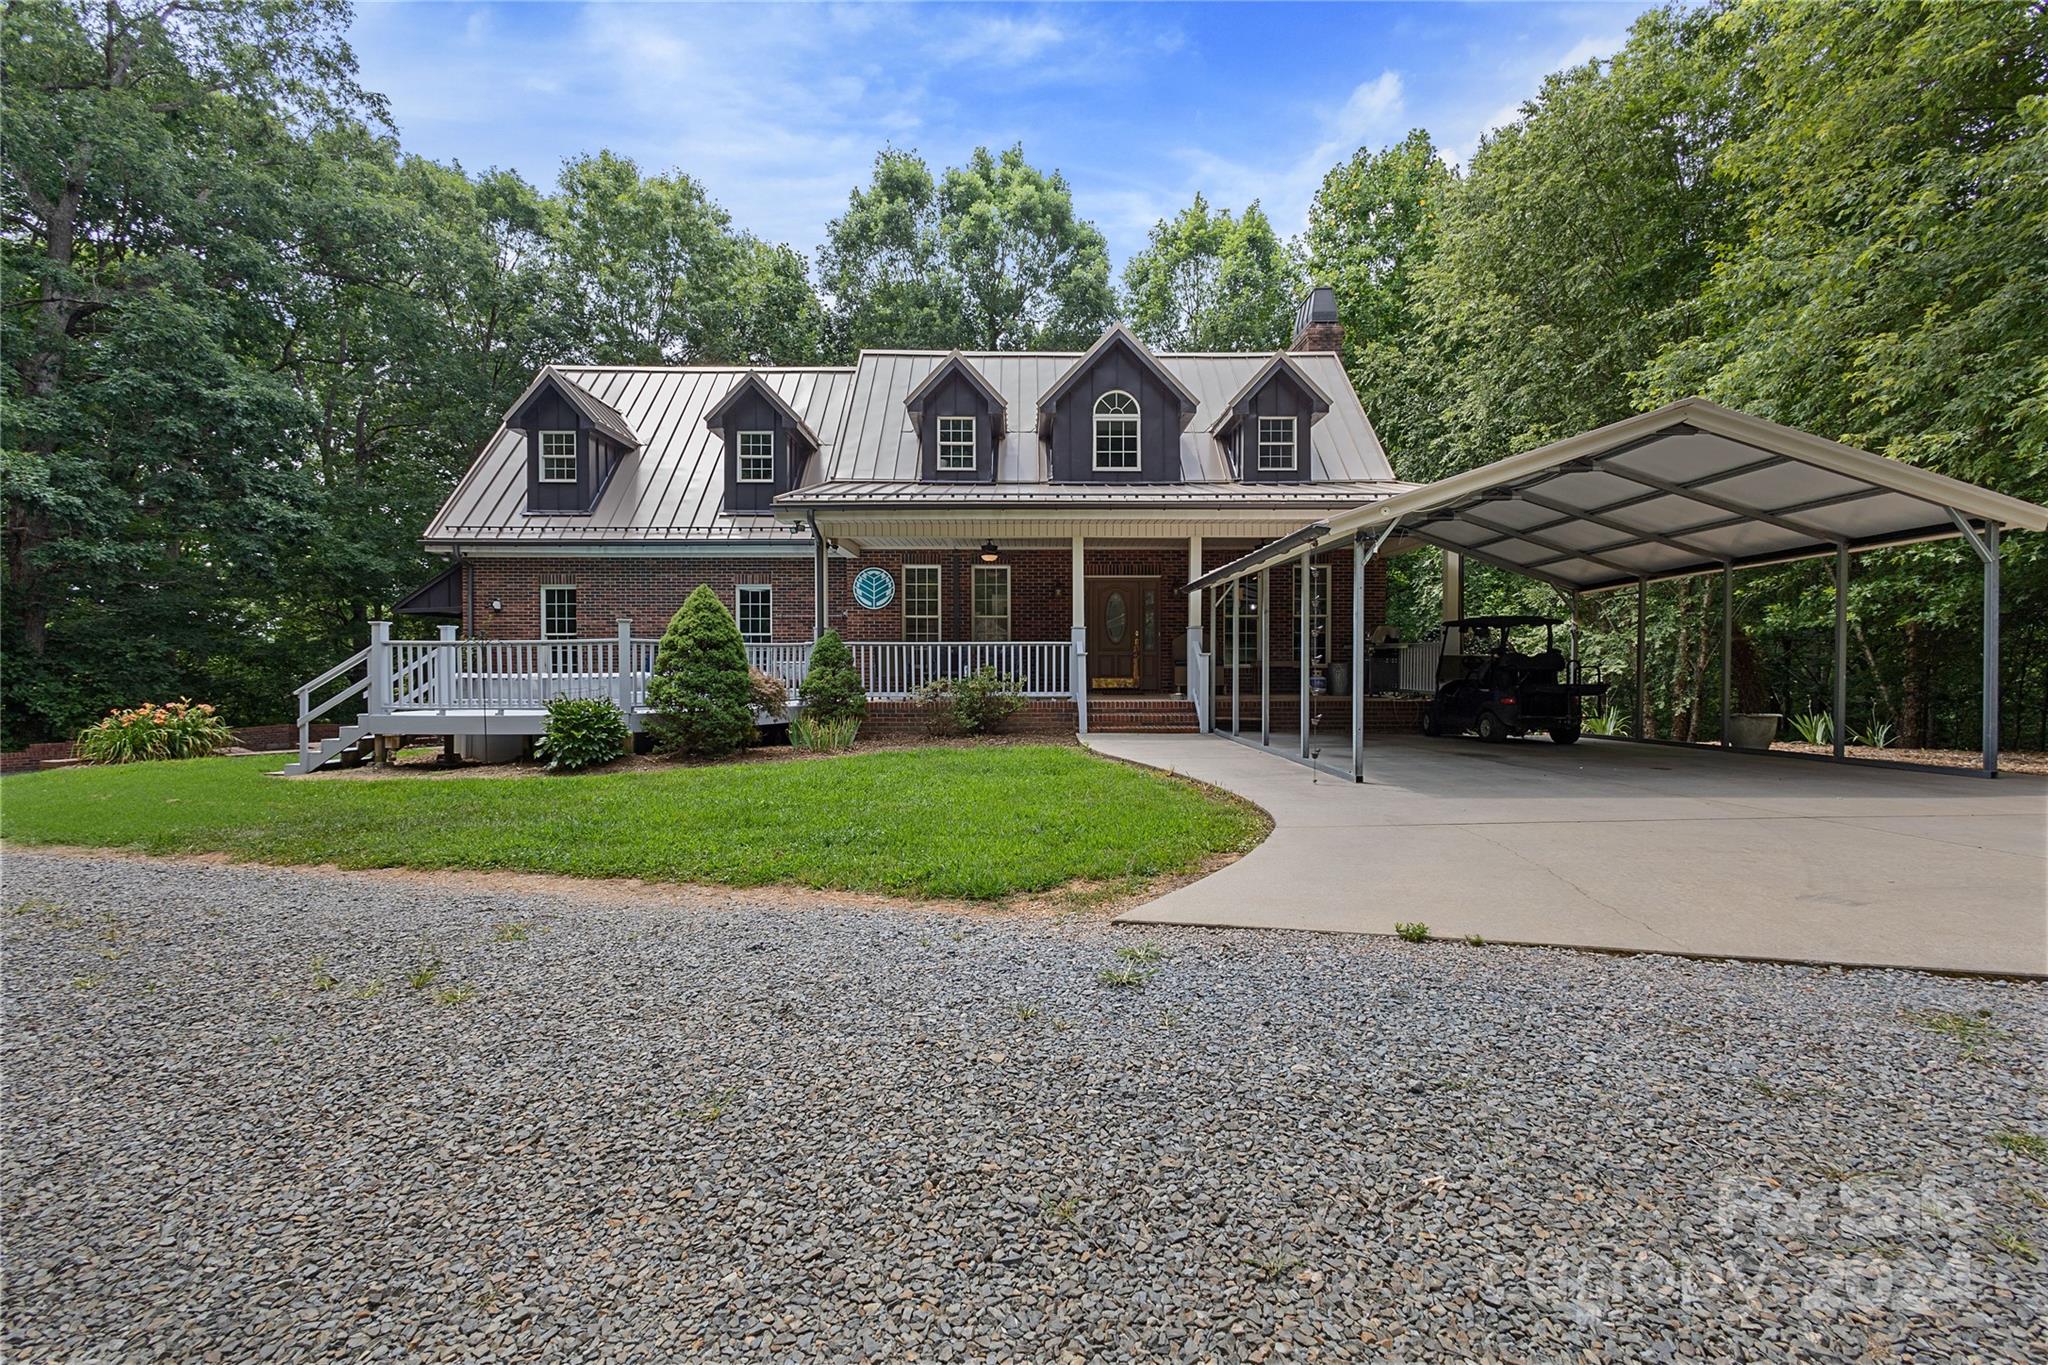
[{"xmin": 278, "ymin": 721, "xmax": 376, "ymax": 776}]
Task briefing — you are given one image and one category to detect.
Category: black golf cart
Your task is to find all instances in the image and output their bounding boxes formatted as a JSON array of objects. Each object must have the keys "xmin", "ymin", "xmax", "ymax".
[{"xmin": 1419, "ymin": 616, "xmax": 1607, "ymax": 745}]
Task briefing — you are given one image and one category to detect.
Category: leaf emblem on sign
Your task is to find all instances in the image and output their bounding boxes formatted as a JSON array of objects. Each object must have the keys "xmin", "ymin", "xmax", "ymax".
[{"xmin": 852, "ymin": 567, "xmax": 896, "ymax": 610}]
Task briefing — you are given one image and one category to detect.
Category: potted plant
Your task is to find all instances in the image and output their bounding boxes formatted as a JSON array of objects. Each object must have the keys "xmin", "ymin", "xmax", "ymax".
[{"xmin": 1725, "ymin": 712, "xmax": 1782, "ymax": 751}]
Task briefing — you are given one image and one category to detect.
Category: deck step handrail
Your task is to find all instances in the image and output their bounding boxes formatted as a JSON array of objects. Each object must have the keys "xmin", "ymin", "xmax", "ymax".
[{"xmin": 294, "ymin": 647, "xmax": 370, "ymax": 772}]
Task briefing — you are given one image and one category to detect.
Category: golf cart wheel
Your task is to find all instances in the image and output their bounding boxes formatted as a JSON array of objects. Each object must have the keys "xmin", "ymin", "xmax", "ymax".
[
  {"xmin": 1420, "ymin": 707, "xmax": 1442, "ymax": 737},
  {"xmin": 1549, "ymin": 723, "xmax": 1582, "ymax": 746},
  {"xmin": 1476, "ymin": 710, "xmax": 1508, "ymax": 743}
]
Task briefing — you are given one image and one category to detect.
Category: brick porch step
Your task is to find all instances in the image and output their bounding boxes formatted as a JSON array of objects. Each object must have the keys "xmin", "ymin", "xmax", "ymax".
[{"xmin": 1087, "ymin": 699, "xmax": 1200, "ymax": 734}]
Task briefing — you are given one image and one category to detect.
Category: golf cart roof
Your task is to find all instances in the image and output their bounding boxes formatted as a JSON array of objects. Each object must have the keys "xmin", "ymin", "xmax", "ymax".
[{"xmin": 1443, "ymin": 615, "xmax": 1561, "ymax": 630}]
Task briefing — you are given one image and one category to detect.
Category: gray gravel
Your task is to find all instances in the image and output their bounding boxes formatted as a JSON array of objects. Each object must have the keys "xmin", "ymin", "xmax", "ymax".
[{"xmin": 4, "ymin": 851, "xmax": 2045, "ymax": 1362}]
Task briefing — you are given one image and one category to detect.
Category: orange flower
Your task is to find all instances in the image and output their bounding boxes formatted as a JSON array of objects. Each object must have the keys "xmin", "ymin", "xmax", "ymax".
[
  {"xmin": 152, "ymin": 710, "xmax": 169, "ymax": 724},
  {"xmin": 198, "ymin": 703, "xmax": 216, "ymax": 714}
]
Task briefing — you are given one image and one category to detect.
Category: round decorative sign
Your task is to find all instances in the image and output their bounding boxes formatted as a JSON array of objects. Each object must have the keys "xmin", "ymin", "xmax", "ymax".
[{"xmin": 852, "ymin": 567, "xmax": 896, "ymax": 610}]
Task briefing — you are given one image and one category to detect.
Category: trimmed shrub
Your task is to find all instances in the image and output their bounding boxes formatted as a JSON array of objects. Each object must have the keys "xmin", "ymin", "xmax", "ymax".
[
  {"xmin": 535, "ymin": 696, "xmax": 630, "ymax": 772},
  {"xmin": 911, "ymin": 677, "xmax": 962, "ymax": 736},
  {"xmin": 790, "ymin": 713, "xmax": 859, "ymax": 753},
  {"xmin": 75, "ymin": 700, "xmax": 232, "ymax": 763},
  {"xmin": 951, "ymin": 668, "xmax": 1026, "ymax": 734},
  {"xmin": 799, "ymin": 630, "xmax": 866, "ymax": 727},
  {"xmin": 749, "ymin": 667, "xmax": 789, "ymax": 720},
  {"xmin": 645, "ymin": 586, "xmax": 758, "ymax": 757}
]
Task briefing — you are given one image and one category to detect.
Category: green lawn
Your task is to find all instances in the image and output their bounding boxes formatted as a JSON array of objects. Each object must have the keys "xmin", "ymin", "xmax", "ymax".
[{"xmin": 0, "ymin": 746, "xmax": 1265, "ymax": 900}]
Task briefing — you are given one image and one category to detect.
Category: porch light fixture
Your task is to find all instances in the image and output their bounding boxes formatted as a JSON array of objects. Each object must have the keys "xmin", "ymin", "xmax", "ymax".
[{"xmin": 979, "ymin": 541, "xmax": 1000, "ymax": 563}]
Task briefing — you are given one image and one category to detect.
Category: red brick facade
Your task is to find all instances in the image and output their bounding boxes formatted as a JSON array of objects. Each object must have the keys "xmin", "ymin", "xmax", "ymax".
[{"xmin": 457, "ymin": 543, "xmax": 1388, "ymax": 694}]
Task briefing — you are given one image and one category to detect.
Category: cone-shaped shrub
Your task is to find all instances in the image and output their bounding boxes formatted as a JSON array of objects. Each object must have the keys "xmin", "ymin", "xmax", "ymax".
[
  {"xmin": 645, "ymin": 585, "xmax": 756, "ymax": 757},
  {"xmin": 800, "ymin": 630, "xmax": 866, "ymax": 727}
]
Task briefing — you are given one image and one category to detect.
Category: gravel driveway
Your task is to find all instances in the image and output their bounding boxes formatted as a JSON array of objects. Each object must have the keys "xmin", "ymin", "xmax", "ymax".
[{"xmin": 4, "ymin": 851, "xmax": 2045, "ymax": 1362}]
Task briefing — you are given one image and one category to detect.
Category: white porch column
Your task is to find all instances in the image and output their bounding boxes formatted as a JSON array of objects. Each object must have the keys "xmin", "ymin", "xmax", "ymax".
[
  {"xmin": 1257, "ymin": 567, "xmax": 1271, "ymax": 747},
  {"xmin": 1186, "ymin": 534, "xmax": 1206, "ymax": 727},
  {"xmin": 616, "ymin": 617, "xmax": 634, "ymax": 715},
  {"xmin": 436, "ymin": 624, "xmax": 458, "ymax": 709},
  {"xmin": 1351, "ymin": 535, "xmax": 1366, "ymax": 782},
  {"xmin": 1298, "ymin": 549, "xmax": 1313, "ymax": 760},
  {"xmin": 1442, "ymin": 550, "xmax": 1463, "ymax": 655},
  {"xmin": 1071, "ymin": 535, "xmax": 1088, "ymax": 735},
  {"xmin": 369, "ymin": 620, "xmax": 392, "ymax": 715}
]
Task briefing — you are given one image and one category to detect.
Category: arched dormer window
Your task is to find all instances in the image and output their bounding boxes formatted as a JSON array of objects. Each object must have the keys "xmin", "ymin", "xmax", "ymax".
[{"xmin": 1093, "ymin": 390, "xmax": 1140, "ymax": 471}]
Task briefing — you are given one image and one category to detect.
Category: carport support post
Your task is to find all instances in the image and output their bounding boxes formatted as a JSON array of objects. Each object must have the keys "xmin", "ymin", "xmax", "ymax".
[
  {"xmin": 1635, "ymin": 579, "xmax": 1647, "ymax": 736},
  {"xmin": 1298, "ymin": 548, "xmax": 1313, "ymax": 760},
  {"xmin": 1832, "ymin": 544, "xmax": 1849, "ymax": 759},
  {"xmin": 1983, "ymin": 522, "xmax": 2000, "ymax": 776},
  {"xmin": 1230, "ymin": 579, "xmax": 1242, "ymax": 735},
  {"xmin": 1719, "ymin": 566, "xmax": 1732, "ymax": 748},
  {"xmin": 1258, "ymin": 567, "xmax": 1271, "ymax": 747},
  {"xmin": 1351, "ymin": 533, "xmax": 1367, "ymax": 783},
  {"xmin": 1072, "ymin": 535, "xmax": 1088, "ymax": 737}
]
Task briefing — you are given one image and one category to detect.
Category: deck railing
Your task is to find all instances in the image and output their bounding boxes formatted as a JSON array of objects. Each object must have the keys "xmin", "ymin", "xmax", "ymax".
[{"xmin": 336, "ymin": 627, "xmax": 1075, "ymax": 721}]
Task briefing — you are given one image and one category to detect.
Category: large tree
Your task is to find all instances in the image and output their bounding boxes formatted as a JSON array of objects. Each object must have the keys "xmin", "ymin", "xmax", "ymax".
[
  {"xmin": 819, "ymin": 144, "xmax": 1116, "ymax": 355},
  {"xmin": 1122, "ymin": 195, "xmax": 1299, "ymax": 351}
]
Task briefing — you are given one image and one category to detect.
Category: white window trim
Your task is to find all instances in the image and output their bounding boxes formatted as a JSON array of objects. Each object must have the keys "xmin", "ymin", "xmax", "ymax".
[
  {"xmin": 1092, "ymin": 390, "xmax": 1140, "ymax": 472},
  {"xmin": 971, "ymin": 564, "xmax": 1011, "ymax": 642},
  {"xmin": 935, "ymin": 415, "xmax": 976, "ymax": 471},
  {"xmin": 1256, "ymin": 415, "xmax": 1298, "ymax": 472},
  {"xmin": 735, "ymin": 584, "xmax": 773, "ymax": 644},
  {"xmin": 539, "ymin": 430, "xmax": 578, "ymax": 483},
  {"xmin": 540, "ymin": 584, "xmax": 578, "ymax": 639},
  {"xmin": 902, "ymin": 563, "xmax": 942, "ymax": 642},
  {"xmin": 736, "ymin": 430, "xmax": 775, "ymax": 483}
]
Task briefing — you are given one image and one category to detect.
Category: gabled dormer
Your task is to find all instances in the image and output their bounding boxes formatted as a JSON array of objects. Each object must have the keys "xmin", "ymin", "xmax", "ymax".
[
  {"xmin": 705, "ymin": 371, "xmax": 820, "ymax": 512},
  {"xmin": 512, "ymin": 366, "xmax": 639, "ymax": 514},
  {"xmin": 905, "ymin": 353, "xmax": 1007, "ymax": 483},
  {"xmin": 1036, "ymin": 324, "xmax": 1198, "ymax": 482},
  {"xmin": 1210, "ymin": 353, "xmax": 1333, "ymax": 481}
]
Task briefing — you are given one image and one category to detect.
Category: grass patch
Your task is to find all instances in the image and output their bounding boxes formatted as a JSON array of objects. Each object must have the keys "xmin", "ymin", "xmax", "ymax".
[
  {"xmin": 1114, "ymin": 943, "xmax": 1164, "ymax": 965},
  {"xmin": 1, "ymin": 747, "xmax": 1263, "ymax": 901},
  {"xmin": 1096, "ymin": 965, "xmax": 1152, "ymax": 989},
  {"xmin": 1990, "ymin": 1228, "xmax": 2039, "ymax": 1264},
  {"xmin": 1992, "ymin": 1131, "xmax": 2048, "ymax": 1163},
  {"xmin": 1394, "ymin": 921, "xmax": 1430, "ymax": 943},
  {"xmin": 1902, "ymin": 1007, "xmax": 2008, "ymax": 1060}
]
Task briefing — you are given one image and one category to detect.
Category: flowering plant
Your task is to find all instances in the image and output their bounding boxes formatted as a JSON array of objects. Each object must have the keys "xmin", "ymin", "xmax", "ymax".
[{"xmin": 74, "ymin": 700, "xmax": 233, "ymax": 763}]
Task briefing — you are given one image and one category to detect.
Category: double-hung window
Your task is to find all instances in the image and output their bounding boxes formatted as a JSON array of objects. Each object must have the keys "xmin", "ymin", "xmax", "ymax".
[
  {"xmin": 735, "ymin": 585, "xmax": 772, "ymax": 644},
  {"xmin": 902, "ymin": 565, "xmax": 941, "ymax": 642},
  {"xmin": 1092, "ymin": 391, "xmax": 1140, "ymax": 471},
  {"xmin": 936, "ymin": 416, "xmax": 976, "ymax": 472},
  {"xmin": 971, "ymin": 565, "xmax": 1010, "ymax": 642},
  {"xmin": 541, "ymin": 585, "xmax": 578, "ymax": 670},
  {"xmin": 737, "ymin": 431, "xmax": 774, "ymax": 483},
  {"xmin": 1256, "ymin": 416, "xmax": 1297, "ymax": 472},
  {"xmin": 539, "ymin": 431, "xmax": 578, "ymax": 482}
]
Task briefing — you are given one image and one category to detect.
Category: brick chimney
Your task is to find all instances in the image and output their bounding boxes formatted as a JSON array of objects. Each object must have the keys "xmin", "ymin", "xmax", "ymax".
[{"xmin": 1290, "ymin": 285, "xmax": 1343, "ymax": 352}]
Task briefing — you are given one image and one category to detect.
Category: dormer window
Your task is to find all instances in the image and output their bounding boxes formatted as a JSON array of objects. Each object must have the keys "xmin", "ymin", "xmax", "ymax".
[
  {"xmin": 736, "ymin": 431, "xmax": 774, "ymax": 482},
  {"xmin": 539, "ymin": 431, "xmax": 578, "ymax": 482},
  {"xmin": 1093, "ymin": 390, "xmax": 1140, "ymax": 471},
  {"xmin": 937, "ymin": 416, "xmax": 976, "ymax": 471},
  {"xmin": 1257, "ymin": 416, "xmax": 1297, "ymax": 472}
]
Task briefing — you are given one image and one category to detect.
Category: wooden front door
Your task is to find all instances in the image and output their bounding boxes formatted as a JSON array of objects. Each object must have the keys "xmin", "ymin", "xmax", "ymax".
[{"xmin": 1087, "ymin": 578, "xmax": 1159, "ymax": 690}]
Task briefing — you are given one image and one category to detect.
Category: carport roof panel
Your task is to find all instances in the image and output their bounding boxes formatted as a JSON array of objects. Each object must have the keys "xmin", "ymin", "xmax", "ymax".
[{"xmin": 1187, "ymin": 398, "xmax": 2048, "ymax": 595}]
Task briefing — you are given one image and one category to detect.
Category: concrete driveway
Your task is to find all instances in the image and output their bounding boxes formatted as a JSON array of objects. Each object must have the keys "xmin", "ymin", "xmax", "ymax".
[{"xmin": 1089, "ymin": 733, "xmax": 2048, "ymax": 976}]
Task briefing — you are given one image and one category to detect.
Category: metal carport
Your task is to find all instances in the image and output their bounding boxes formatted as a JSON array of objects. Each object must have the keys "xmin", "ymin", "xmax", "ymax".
[{"xmin": 1187, "ymin": 398, "xmax": 2048, "ymax": 778}]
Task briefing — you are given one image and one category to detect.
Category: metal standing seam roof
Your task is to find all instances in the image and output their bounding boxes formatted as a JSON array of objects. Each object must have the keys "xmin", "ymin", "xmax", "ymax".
[
  {"xmin": 424, "ymin": 366, "xmax": 854, "ymax": 544},
  {"xmin": 810, "ymin": 348, "xmax": 1393, "ymax": 489},
  {"xmin": 1188, "ymin": 398, "xmax": 2048, "ymax": 595},
  {"xmin": 425, "ymin": 347, "xmax": 1400, "ymax": 545}
]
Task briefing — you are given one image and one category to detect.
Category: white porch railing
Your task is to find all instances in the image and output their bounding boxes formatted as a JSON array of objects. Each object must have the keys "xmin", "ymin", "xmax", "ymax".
[{"xmin": 847, "ymin": 640, "xmax": 1069, "ymax": 699}]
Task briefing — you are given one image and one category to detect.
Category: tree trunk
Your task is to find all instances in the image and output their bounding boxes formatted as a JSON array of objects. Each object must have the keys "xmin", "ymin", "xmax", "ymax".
[
  {"xmin": 1900, "ymin": 621, "xmax": 1928, "ymax": 748},
  {"xmin": 1667, "ymin": 584, "xmax": 1695, "ymax": 743},
  {"xmin": 1730, "ymin": 624, "xmax": 1769, "ymax": 714}
]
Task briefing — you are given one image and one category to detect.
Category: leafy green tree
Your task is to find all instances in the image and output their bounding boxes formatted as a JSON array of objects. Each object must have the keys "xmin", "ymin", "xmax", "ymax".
[
  {"xmin": 645, "ymin": 585, "xmax": 757, "ymax": 757},
  {"xmin": 820, "ymin": 144, "xmax": 1116, "ymax": 354},
  {"xmin": 1122, "ymin": 195, "xmax": 1300, "ymax": 351},
  {"xmin": 799, "ymin": 630, "xmax": 866, "ymax": 727},
  {"xmin": 548, "ymin": 150, "xmax": 741, "ymax": 364}
]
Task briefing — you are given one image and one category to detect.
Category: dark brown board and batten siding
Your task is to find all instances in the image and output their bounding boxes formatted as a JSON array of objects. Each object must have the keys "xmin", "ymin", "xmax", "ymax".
[
  {"xmin": 718, "ymin": 386, "xmax": 804, "ymax": 512},
  {"xmin": 1045, "ymin": 339, "xmax": 1189, "ymax": 483},
  {"xmin": 516, "ymin": 384, "xmax": 622, "ymax": 514},
  {"xmin": 1229, "ymin": 369, "xmax": 1319, "ymax": 482},
  {"xmin": 914, "ymin": 369, "xmax": 998, "ymax": 483}
]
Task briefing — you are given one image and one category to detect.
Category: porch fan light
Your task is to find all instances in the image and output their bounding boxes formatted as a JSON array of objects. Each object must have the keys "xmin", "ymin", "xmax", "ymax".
[{"xmin": 979, "ymin": 541, "xmax": 1000, "ymax": 563}]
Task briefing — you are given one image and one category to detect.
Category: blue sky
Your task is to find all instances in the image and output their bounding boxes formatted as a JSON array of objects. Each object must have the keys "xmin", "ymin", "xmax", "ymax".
[{"xmin": 348, "ymin": 1, "xmax": 1652, "ymax": 269}]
